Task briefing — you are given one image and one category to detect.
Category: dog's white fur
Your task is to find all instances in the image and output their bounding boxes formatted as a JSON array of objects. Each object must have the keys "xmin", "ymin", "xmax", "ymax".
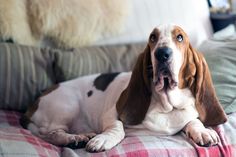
[
  {"xmin": 0, "ymin": 0, "xmax": 129, "ymax": 48},
  {"xmin": 25, "ymin": 24, "xmax": 220, "ymax": 152}
]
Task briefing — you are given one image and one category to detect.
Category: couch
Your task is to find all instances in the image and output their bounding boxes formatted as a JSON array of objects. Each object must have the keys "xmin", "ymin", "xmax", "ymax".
[
  {"xmin": 1, "ymin": 0, "xmax": 236, "ymax": 156},
  {"xmin": 1, "ymin": 32, "xmax": 236, "ymax": 156}
]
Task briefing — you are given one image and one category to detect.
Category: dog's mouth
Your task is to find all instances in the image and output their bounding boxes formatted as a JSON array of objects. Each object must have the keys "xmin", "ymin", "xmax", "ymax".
[{"xmin": 153, "ymin": 64, "xmax": 177, "ymax": 91}]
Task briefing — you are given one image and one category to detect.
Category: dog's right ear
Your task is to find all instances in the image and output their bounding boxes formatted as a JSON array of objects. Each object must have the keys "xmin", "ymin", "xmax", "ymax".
[
  {"xmin": 116, "ymin": 45, "xmax": 152, "ymax": 125},
  {"xmin": 179, "ymin": 44, "xmax": 227, "ymax": 126}
]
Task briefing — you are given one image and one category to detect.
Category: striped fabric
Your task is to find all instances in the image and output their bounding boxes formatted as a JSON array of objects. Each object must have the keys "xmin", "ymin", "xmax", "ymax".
[
  {"xmin": 52, "ymin": 43, "xmax": 145, "ymax": 82},
  {"xmin": 2, "ymin": 40, "xmax": 236, "ymax": 115},
  {"xmin": 0, "ymin": 110, "xmax": 61, "ymax": 157},
  {"xmin": 1, "ymin": 110, "xmax": 235, "ymax": 157},
  {"xmin": 0, "ymin": 43, "xmax": 55, "ymax": 112},
  {"xmin": 0, "ymin": 43, "xmax": 145, "ymax": 112}
]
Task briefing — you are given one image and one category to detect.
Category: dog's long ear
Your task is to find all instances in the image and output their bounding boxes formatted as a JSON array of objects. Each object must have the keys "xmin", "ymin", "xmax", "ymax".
[
  {"xmin": 116, "ymin": 45, "xmax": 152, "ymax": 125},
  {"xmin": 179, "ymin": 44, "xmax": 227, "ymax": 126}
]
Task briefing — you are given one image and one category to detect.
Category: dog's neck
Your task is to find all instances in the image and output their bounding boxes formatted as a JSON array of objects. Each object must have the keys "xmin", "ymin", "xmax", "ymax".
[{"xmin": 150, "ymin": 83, "xmax": 174, "ymax": 113}]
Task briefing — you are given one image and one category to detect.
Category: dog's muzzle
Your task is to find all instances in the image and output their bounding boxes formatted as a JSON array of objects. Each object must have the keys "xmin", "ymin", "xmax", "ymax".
[{"xmin": 153, "ymin": 47, "xmax": 177, "ymax": 91}]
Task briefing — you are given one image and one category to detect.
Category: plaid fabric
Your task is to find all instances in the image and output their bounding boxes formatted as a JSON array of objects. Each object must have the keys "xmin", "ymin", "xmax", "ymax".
[
  {"xmin": 62, "ymin": 112, "xmax": 236, "ymax": 157},
  {"xmin": 1, "ymin": 109, "xmax": 236, "ymax": 157},
  {"xmin": 0, "ymin": 110, "xmax": 61, "ymax": 157}
]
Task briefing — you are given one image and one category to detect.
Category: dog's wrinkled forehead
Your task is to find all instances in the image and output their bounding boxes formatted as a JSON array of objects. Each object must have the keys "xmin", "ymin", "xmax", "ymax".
[
  {"xmin": 149, "ymin": 24, "xmax": 189, "ymax": 49},
  {"xmin": 156, "ymin": 24, "xmax": 174, "ymax": 47}
]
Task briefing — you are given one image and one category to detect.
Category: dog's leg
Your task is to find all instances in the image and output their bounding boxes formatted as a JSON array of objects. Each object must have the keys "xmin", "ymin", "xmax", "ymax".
[
  {"xmin": 85, "ymin": 120, "xmax": 125, "ymax": 152},
  {"xmin": 41, "ymin": 129, "xmax": 96, "ymax": 149},
  {"xmin": 183, "ymin": 119, "xmax": 220, "ymax": 146}
]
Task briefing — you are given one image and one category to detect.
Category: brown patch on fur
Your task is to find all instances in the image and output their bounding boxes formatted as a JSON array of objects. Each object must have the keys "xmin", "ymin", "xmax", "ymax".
[
  {"xmin": 179, "ymin": 44, "xmax": 227, "ymax": 126},
  {"xmin": 171, "ymin": 26, "xmax": 189, "ymax": 52},
  {"xmin": 20, "ymin": 99, "xmax": 40, "ymax": 129},
  {"xmin": 20, "ymin": 84, "xmax": 59, "ymax": 129},
  {"xmin": 146, "ymin": 28, "xmax": 160, "ymax": 84},
  {"xmin": 116, "ymin": 45, "xmax": 152, "ymax": 125},
  {"xmin": 148, "ymin": 28, "xmax": 160, "ymax": 50},
  {"xmin": 41, "ymin": 84, "xmax": 60, "ymax": 97}
]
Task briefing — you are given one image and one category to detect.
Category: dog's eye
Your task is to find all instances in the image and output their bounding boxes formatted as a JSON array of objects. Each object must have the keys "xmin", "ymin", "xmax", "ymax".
[
  {"xmin": 176, "ymin": 34, "xmax": 183, "ymax": 42},
  {"xmin": 150, "ymin": 34, "xmax": 157, "ymax": 43}
]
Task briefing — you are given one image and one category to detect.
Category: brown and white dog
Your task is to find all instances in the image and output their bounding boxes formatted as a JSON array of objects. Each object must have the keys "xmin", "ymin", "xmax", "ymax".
[{"xmin": 20, "ymin": 24, "xmax": 227, "ymax": 152}]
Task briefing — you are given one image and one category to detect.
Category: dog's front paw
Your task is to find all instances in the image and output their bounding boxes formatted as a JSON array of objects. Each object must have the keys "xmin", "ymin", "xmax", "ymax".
[
  {"xmin": 187, "ymin": 127, "xmax": 219, "ymax": 146},
  {"xmin": 66, "ymin": 133, "xmax": 96, "ymax": 149},
  {"xmin": 85, "ymin": 134, "xmax": 118, "ymax": 152}
]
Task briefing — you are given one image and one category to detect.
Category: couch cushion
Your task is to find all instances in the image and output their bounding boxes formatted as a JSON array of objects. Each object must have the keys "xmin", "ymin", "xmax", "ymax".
[
  {"xmin": 53, "ymin": 43, "xmax": 145, "ymax": 82},
  {"xmin": 0, "ymin": 42, "xmax": 145, "ymax": 111},
  {"xmin": 199, "ymin": 39, "xmax": 236, "ymax": 114},
  {"xmin": 0, "ymin": 110, "xmax": 61, "ymax": 157},
  {"xmin": 0, "ymin": 43, "xmax": 55, "ymax": 112}
]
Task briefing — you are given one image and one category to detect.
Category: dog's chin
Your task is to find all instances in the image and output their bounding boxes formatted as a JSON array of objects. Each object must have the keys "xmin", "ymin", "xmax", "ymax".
[{"xmin": 154, "ymin": 73, "xmax": 177, "ymax": 92}]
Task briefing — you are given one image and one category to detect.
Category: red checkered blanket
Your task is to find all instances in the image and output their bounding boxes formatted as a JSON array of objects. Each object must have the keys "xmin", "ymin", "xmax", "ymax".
[
  {"xmin": 0, "ymin": 110, "xmax": 236, "ymax": 157},
  {"xmin": 0, "ymin": 110, "xmax": 61, "ymax": 157}
]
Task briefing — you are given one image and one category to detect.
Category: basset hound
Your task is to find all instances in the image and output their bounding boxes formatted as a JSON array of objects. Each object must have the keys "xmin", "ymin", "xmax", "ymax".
[{"xmin": 20, "ymin": 24, "xmax": 227, "ymax": 152}]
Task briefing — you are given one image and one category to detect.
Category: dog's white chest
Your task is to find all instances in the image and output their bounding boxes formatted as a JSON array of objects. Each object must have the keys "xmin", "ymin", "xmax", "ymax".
[{"xmin": 141, "ymin": 87, "xmax": 199, "ymax": 135}]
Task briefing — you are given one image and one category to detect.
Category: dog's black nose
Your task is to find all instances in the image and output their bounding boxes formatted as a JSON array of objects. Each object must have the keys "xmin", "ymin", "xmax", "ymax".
[{"xmin": 155, "ymin": 47, "xmax": 172, "ymax": 62}]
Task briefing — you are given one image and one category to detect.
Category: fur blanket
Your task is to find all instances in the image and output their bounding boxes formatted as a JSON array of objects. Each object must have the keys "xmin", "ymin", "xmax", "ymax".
[{"xmin": 0, "ymin": 0, "xmax": 129, "ymax": 48}]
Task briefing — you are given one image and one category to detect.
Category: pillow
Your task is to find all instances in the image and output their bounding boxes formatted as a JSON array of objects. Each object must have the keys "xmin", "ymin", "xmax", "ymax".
[
  {"xmin": 201, "ymin": 41, "xmax": 236, "ymax": 114},
  {"xmin": 53, "ymin": 43, "xmax": 145, "ymax": 82},
  {"xmin": 213, "ymin": 24, "xmax": 236, "ymax": 40},
  {"xmin": 0, "ymin": 43, "xmax": 55, "ymax": 112},
  {"xmin": 0, "ymin": 42, "xmax": 145, "ymax": 111}
]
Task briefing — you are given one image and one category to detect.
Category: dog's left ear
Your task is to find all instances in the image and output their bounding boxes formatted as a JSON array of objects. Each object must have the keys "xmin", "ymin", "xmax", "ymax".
[
  {"xmin": 179, "ymin": 44, "xmax": 227, "ymax": 126},
  {"xmin": 116, "ymin": 45, "xmax": 152, "ymax": 125}
]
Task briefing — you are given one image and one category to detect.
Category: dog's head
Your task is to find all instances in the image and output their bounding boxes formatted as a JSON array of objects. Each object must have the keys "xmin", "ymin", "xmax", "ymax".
[
  {"xmin": 116, "ymin": 24, "xmax": 227, "ymax": 126},
  {"xmin": 149, "ymin": 25, "xmax": 186, "ymax": 93}
]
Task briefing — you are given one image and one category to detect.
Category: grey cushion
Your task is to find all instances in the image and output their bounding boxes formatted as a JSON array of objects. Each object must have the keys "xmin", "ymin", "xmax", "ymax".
[
  {"xmin": 0, "ymin": 43, "xmax": 55, "ymax": 112},
  {"xmin": 201, "ymin": 40, "xmax": 236, "ymax": 114},
  {"xmin": 3, "ymin": 39, "xmax": 235, "ymax": 114},
  {"xmin": 0, "ymin": 43, "xmax": 145, "ymax": 111},
  {"xmin": 53, "ymin": 43, "xmax": 145, "ymax": 82}
]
